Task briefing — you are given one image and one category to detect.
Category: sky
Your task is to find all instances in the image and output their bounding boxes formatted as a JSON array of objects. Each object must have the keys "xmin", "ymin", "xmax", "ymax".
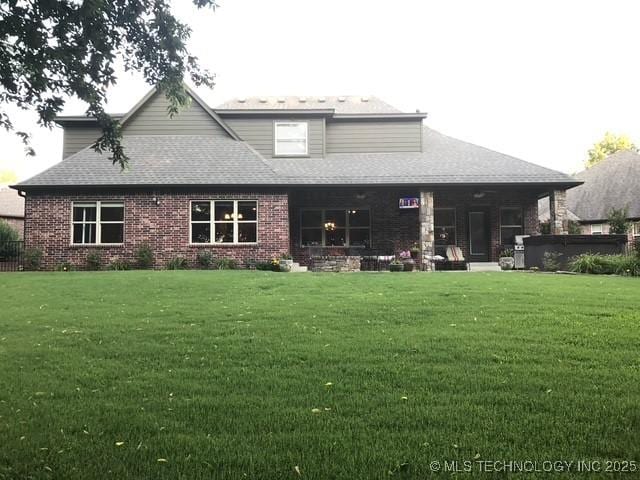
[{"xmin": 2, "ymin": 0, "xmax": 639, "ymax": 182}]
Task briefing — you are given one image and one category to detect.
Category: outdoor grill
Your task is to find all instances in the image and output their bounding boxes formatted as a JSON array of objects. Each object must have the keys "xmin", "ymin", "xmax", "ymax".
[{"xmin": 514, "ymin": 235, "xmax": 529, "ymax": 269}]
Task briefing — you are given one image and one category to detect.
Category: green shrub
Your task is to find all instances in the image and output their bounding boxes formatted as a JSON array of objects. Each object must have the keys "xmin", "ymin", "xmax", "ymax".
[
  {"xmin": 607, "ymin": 207, "xmax": 630, "ymax": 234},
  {"xmin": 632, "ymin": 240, "xmax": 640, "ymax": 258},
  {"xmin": 568, "ymin": 220, "xmax": 582, "ymax": 235},
  {"xmin": 196, "ymin": 250, "xmax": 214, "ymax": 269},
  {"xmin": 166, "ymin": 256, "xmax": 189, "ymax": 270},
  {"xmin": 135, "ymin": 242, "xmax": 154, "ymax": 269},
  {"xmin": 23, "ymin": 247, "xmax": 43, "ymax": 271},
  {"xmin": 255, "ymin": 261, "xmax": 274, "ymax": 271},
  {"xmin": 569, "ymin": 253, "xmax": 639, "ymax": 276},
  {"xmin": 245, "ymin": 258, "xmax": 257, "ymax": 270},
  {"xmin": 108, "ymin": 259, "xmax": 131, "ymax": 271},
  {"xmin": 86, "ymin": 251, "xmax": 102, "ymax": 270},
  {"xmin": 0, "ymin": 220, "xmax": 20, "ymax": 259},
  {"xmin": 56, "ymin": 261, "xmax": 75, "ymax": 272},
  {"xmin": 215, "ymin": 257, "xmax": 237, "ymax": 270},
  {"xmin": 542, "ymin": 251, "xmax": 563, "ymax": 272}
]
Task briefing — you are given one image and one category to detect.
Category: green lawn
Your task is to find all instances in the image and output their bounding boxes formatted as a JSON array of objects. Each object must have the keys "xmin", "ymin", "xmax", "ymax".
[{"xmin": 0, "ymin": 271, "xmax": 638, "ymax": 479}]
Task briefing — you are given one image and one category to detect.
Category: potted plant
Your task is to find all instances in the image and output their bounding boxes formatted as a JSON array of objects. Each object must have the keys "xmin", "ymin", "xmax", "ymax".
[
  {"xmin": 498, "ymin": 248, "xmax": 515, "ymax": 270},
  {"xmin": 279, "ymin": 253, "xmax": 293, "ymax": 272},
  {"xmin": 389, "ymin": 259, "xmax": 404, "ymax": 272},
  {"xmin": 409, "ymin": 243, "xmax": 420, "ymax": 260},
  {"xmin": 399, "ymin": 250, "xmax": 415, "ymax": 271}
]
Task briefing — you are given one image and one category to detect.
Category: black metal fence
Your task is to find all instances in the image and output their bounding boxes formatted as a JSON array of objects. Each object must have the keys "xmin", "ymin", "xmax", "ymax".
[{"xmin": 0, "ymin": 240, "xmax": 25, "ymax": 271}]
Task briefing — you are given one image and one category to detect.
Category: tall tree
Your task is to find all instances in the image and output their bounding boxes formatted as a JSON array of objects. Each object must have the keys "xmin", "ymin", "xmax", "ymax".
[
  {"xmin": 586, "ymin": 132, "xmax": 638, "ymax": 168},
  {"xmin": 0, "ymin": 0, "xmax": 219, "ymax": 168}
]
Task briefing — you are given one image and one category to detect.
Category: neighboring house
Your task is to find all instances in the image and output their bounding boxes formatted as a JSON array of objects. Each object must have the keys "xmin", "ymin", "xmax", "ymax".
[
  {"xmin": 539, "ymin": 150, "xmax": 640, "ymax": 240},
  {"xmin": 0, "ymin": 186, "xmax": 25, "ymax": 238},
  {"xmin": 13, "ymin": 86, "xmax": 579, "ymax": 270}
]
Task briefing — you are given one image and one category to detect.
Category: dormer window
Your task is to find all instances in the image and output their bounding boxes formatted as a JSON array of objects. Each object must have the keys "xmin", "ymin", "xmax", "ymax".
[{"xmin": 274, "ymin": 122, "xmax": 308, "ymax": 156}]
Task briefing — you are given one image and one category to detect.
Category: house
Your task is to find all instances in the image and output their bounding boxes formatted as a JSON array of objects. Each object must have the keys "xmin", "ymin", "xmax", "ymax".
[
  {"xmin": 0, "ymin": 186, "xmax": 25, "ymax": 238},
  {"xmin": 13, "ymin": 86, "xmax": 580, "ymax": 270},
  {"xmin": 539, "ymin": 150, "xmax": 640, "ymax": 240}
]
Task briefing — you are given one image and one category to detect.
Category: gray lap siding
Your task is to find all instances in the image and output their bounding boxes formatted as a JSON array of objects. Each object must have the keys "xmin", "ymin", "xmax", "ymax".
[{"xmin": 24, "ymin": 191, "xmax": 289, "ymax": 270}]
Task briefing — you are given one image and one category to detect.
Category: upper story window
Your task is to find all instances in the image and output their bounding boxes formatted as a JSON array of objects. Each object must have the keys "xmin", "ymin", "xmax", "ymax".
[
  {"xmin": 72, "ymin": 201, "xmax": 124, "ymax": 245},
  {"xmin": 590, "ymin": 224, "xmax": 604, "ymax": 235},
  {"xmin": 500, "ymin": 207, "xmax": 523, "ymax": 245},
  {"xmin": 191, "ymin": 200, "xmax": 258, "ymax": 244},
  {"xmin": 633, "ymin": 222, "xmax": 640, "ymax": 237},
  {"xmin": 274, "ymin": 122, "xmax": 308, "ymax": 156}
]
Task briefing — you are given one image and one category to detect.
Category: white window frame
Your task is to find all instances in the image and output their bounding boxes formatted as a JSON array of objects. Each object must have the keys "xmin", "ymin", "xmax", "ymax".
[
  {"xmin": 274, "ymin": 121, "xmax": 308, "ymax": 156},
  {"xmin": 71, "ymin": 201, "xmax": 124, "ymax": 245},
  {"xmin": 590, "ymin": 224, "xmax": 604, "ymax": 235},
  {"xmin": 189, "ymin": 200, "xmax": 258, "ymax": 245},
  {"xmin": 499, "ymin": 207, "xmax": 523, "ymax": 244},
  {"xmin": 299, "ymin": 208, "xmax": 371, "ymax": 248},
  {"xmin": 633, "ymin": 222, "xmax": 640, "ymax": 237}
]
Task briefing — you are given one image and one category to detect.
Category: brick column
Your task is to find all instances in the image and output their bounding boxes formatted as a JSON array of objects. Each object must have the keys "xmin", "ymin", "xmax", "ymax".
[
  {"xmin": 549, "ymin": 189, "xmax": 568, "ymax": 235},
  {"xmin": 419, "ymin": 190, "xmax": 435, "ymax": 271}
]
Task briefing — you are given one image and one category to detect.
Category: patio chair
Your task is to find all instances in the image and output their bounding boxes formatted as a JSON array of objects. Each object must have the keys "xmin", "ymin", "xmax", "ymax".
[{"xmin": 444, "ymin": 245, "xmax": 468, "ymax": 271}]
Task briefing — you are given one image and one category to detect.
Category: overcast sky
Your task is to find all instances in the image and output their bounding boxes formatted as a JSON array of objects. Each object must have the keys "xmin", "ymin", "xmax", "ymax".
[{"xmin": 2, "ymin": 0, "xmax": 639, "ymax": 182}]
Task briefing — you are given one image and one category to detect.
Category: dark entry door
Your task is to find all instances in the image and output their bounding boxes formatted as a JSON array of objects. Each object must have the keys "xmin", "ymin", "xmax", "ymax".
[{"xmin": 468, "ymin": 209, "xmax": 490, "ymax": 262}]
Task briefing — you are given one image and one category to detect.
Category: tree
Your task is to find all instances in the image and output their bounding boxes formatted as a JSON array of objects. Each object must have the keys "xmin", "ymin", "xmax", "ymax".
[
  {"xmin": 586, "ymin": 132, "xmax": 638, "ymax": 168},
  {"xmin": 607, "ymin": 207, "xmax": 630, "ymax": 234},
  {"xmin": 0, "ymin": 0, "xmax": 219, "ymax": 168}
]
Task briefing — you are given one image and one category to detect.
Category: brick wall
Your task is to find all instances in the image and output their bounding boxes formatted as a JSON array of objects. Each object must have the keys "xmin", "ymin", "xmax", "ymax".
[
  {"xmin": 1, "ymin": 216, "xmax": 24, "ymax": 238},
  {"xmin": 24, "ymin": 190, "xmax": 289, "ymax": 270}
]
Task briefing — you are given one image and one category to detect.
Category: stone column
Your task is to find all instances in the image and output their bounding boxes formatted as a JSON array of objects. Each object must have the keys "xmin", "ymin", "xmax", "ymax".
[
  {"xmin": 419, "ymin": 190, "xmax": 435, "ymax": 271},
  {"xmin": 549, "ymin": 189, "xmax": 568, "ymax": 235}
]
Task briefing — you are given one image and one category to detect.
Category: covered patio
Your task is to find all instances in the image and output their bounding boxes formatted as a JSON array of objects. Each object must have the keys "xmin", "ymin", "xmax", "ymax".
[{"xmin": 288, "ymin": 186, "xmax": 569, "ymax": 271}]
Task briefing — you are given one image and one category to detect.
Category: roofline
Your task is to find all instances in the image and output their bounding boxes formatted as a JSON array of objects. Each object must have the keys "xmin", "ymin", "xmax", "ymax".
[
  {"xmin": 13, "ymin": 181, "xmax": 583, "ymax": 191},
  {"xmin": 0, "ymin": 213, "xmax": 24, "ymax": 219},
  {"xmin": 215, "ymin": 109, "xmax": 336, "ymax": 117},
  {"xmin": 332, "ymin": 113, "xmax": 428, "ymax": 120}
]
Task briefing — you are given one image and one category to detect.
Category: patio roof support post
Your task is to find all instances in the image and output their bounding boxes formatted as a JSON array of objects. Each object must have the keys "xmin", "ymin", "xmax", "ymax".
[
  {"xmin": 549, "ymin": 189, "xmax": 568, "ymax": 235},
  {"xmin": 419, "ymin": 190, "xmax": 435, "ymax": 271}
]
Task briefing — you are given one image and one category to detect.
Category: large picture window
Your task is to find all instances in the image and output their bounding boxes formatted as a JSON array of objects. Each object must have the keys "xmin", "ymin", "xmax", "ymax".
[
  {"xmin": 500, "ymin": 207, "xmax": 523, "ymax": 244},
  {"xmin": 300, "ymin": 209, "xmax": 370, "ymax": 247},
  {"xmin": 72, "ymin": 201, "xmax": 124, "ymax": 245},
  {"xmin": 274, "ymin": 122, "xmax": 308, "ymax": 156},
  {"xmin": 190, "ymin": 200, "xmax": 257, "ymax": 244},
  {"xmin": 434, "ymin": 208, "xmax": 456, "ymax": 248}
]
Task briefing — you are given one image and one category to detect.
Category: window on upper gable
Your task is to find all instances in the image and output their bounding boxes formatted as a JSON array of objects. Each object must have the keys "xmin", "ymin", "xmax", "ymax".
[{"xmin": 274, "ymin": 122, "xmax": 308, "ymax": 156}]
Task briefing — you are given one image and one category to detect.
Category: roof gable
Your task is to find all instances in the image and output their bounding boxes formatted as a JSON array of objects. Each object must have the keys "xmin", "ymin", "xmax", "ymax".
[{"xmin": 121, "ymin": 86, "xmax": 239, "ymax": 139}]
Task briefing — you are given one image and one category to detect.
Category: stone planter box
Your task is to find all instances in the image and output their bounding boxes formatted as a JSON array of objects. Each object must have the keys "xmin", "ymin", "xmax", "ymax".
[
  {"xmin": 310, "ymin": 255, "xmax": 360, "ymax": 272},
  {"xmin": 389, "ymin": 263, "xmax": 404, "ymax": 272}
]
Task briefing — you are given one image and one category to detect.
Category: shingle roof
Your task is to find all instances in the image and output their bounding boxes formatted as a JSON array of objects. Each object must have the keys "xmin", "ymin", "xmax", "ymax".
[
  {"xmin": 565, "ymin": 150, "xmax": 640, "ymax": 221},
  {"xmin": 537, "ymin": 198, "xmax": 581, "ymax": 222},
  {"xmin": 0, "ymin": 187, "xmax": 25, "ymax": 217},
  {"xmin": 268, "ymin": 127, "xmax": 579, "ymax": 185},
  {"xmin": 16, "ymin": 127, "xmax": 579, "ymax": 189},
  {"xmin": 216, "ymin": 96, "xmax": 404, "ymax": 114},
  {"xmin": 17, "ymin": 136, "xmax": 280, "ymax": 187}
]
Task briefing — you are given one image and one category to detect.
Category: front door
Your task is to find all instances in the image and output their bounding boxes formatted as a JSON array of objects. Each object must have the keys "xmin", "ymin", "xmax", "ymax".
[{"xmin": 468, "ymin": 209, "xmax": 490, "ymax": 262}]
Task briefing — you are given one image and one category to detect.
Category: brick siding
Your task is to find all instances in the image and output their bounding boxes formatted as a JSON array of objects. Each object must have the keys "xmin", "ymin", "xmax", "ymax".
[{"xmin": 24, "ymin": 191, "xmax": 289, "ymax": 270}]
